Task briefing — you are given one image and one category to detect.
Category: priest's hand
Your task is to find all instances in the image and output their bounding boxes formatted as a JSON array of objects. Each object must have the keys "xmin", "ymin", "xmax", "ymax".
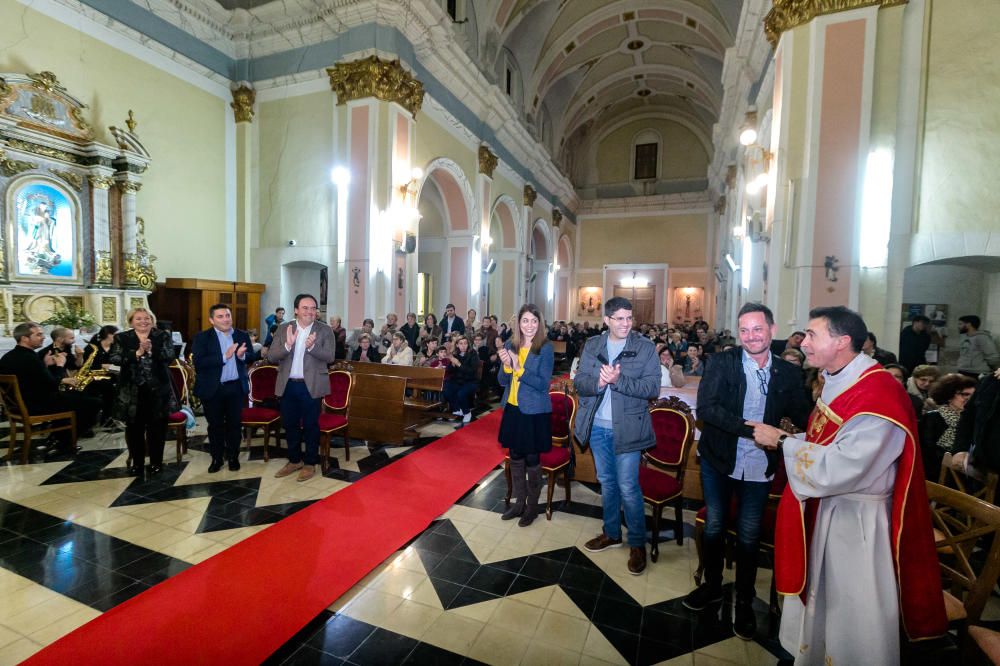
[{"xmin": 746, "ymin": 421, "xmax": 788, "ymax": 450}]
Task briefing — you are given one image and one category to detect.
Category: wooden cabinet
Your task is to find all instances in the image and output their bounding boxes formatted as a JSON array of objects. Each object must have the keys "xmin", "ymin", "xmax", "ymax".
[{"xmin": 149, "ymin": 278, "xmax": 265, "ymax": 343}]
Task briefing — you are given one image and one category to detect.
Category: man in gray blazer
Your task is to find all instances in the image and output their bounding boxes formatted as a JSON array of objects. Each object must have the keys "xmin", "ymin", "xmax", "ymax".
[{"xmin": 267, "ymin": 293, "xmax": 335, "ymax": 482}]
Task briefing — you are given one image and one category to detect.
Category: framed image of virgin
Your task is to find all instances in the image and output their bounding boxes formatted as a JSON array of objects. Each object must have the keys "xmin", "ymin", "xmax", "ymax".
[{"xmin": 9, "ymin": 180, "xmax": 81, "ymax": 283}]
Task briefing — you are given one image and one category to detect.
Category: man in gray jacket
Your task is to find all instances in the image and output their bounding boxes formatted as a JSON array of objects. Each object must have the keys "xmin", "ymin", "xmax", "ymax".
[
  {"xmin": 268, "ymin": 293, "xmax": 335, "ymax": 482},
  {"xmin": 958, "ymin": 315, "xmax": 1000, "ymax": 377},
  {"xmin": 574, "ymin": 296, "xmax": 660, "ymax": 575}
]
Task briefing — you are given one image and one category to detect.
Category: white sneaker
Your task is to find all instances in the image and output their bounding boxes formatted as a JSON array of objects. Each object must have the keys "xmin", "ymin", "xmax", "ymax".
[
  {"xmin": 463, "ymin": 412, "xmax": 472, "ymax": 423},
  {"xmin": 452, "ymin": 410, "xmax": 463, "ymax": 416}
]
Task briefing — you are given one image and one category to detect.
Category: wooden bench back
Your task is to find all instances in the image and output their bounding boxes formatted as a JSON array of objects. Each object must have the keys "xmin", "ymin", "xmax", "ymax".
[
  {"xmin": 349, "ymin": 361, "xmax": 445, "ymax": 392},
  {"xmin": 347, "ymin": 373, "xmax": 409, "ymax": 443}
]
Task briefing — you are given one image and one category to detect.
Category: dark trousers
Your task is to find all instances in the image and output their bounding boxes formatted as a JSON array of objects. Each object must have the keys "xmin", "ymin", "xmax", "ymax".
[
  {"xmin": 34, "ymin": 392, "xmax": 100, "ymax": 445},
  {"xmin": 83, "ymin": 379, "xmax": 117, "ymax": 424},
  {"xmin": 125, "ymin": 385, "xmax": 167, "ymax": 466},
  {"xmin": 443, "ymin": 381, "xmax": 477, "ymax": 414},
  {"xmin": 203, "ymin": 381, "xmax": 245, "ymax": 462},
  {"xmin": 280, "ymin": 380, "xmax": 320, "ymax": 465},
  {"xmin": 700, "ymin": 461, "xmax": 771, "ymax": 601}
]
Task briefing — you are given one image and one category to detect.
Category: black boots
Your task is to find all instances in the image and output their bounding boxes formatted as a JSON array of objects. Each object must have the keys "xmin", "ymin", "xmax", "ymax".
[
  {"xmin": 502, "ymin": 458, "xmax": 527, "ymax": 520},
  {"xmin": 518, "ymin": 465, "xmax": 542, "ymax": 527}
]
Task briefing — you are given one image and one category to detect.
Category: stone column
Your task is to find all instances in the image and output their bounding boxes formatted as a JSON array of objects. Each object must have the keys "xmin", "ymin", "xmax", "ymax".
[
  {"xmin": 231, "ymin": 82, "xmax": 256, "ymax": 282},
  {"xmin": 117, "ymin": 180, "xmax": 141, "ymax": 287},
  {"xmin": 88, "ymin": 174, "xmax": 114, "ymax": 285},
  {"xmin": 327, "ymin": 56, "xmax": 424, "ymax": 328},
  {"xmin": 523, "ymin": 184, "xmax": 537, "ymax": 306}
]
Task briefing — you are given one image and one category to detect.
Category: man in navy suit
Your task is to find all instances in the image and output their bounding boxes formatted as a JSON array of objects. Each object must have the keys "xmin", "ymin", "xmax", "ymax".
[{"xmin": 192, "ymin": 304, "xmax": 258, "ymax": 472}]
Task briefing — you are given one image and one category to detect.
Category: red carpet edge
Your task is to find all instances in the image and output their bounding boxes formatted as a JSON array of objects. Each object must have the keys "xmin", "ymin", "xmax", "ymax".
[{"xmin": 24, "ymin": 410, "xmax": 505, "ymax": 666}]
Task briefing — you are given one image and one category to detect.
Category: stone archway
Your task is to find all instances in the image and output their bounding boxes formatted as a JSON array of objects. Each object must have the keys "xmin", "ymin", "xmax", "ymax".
[
  {"xmin": 530, "ymin": 219, "xmax": 552, "ymax": 322},
  {"xmin": 555, "ymin": 234, "xmax": 574, "ymax": 321},
  {"xmin": 487, "ymin": 194, "xmax": 521, "ymax": 320}
]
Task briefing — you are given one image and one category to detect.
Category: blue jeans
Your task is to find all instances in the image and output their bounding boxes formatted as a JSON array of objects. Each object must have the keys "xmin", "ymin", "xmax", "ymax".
[
  {"xmin": 280, "ymin": 381, "xmax": 321, "ymax": 465},
  {"xmin": 443, "ymin": 381, "xmax": 477, "ymax": 414},
  {"xmin": 590, "ymin": 425, "xmax": 645, "ymax": 548},
  {"xmin": 700, "ymin": 460, "xmax": 771, "ymax": 601}
]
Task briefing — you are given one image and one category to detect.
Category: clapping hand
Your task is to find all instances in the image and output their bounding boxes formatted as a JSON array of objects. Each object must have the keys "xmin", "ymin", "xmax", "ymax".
[
  {"xmin": 598, "ymin": 363, "xmax": 620, "ymax": 388},
  {"xmin": 224, "ymin": 342, "xmax": 239, "ymax": 359},
  {"xmin": 285, "ymin": 324, "xmax": 298, "ymax": 348},
  {"xmin": 305, "ymin": 331, "xmax": 317, "ymax": 350},
  {"xmin": 135, "ymin": 338, "xmax": 152, "ymax": 358},
  {"xmin": 43, "ymin": 350, "xmax": 57, "ymax": 366}
]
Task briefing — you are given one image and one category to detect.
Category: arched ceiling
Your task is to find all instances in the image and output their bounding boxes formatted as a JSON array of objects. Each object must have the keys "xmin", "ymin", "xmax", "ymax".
[{"xmin": 490, "ymin": 0, "xmax": 740, "ymax": 155}]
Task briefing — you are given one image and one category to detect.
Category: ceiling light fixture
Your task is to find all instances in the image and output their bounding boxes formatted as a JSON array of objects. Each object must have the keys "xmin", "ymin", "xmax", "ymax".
[
  {"xmin": 739, "ymin": 107, "xmax": 758, "ymax": 146},
  {"xmin": 627, "ymin": 40, "xmax": 644, "ymax": 51}
]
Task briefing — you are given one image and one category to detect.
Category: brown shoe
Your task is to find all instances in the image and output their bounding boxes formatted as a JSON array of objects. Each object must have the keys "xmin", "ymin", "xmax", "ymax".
[
  {"xmin": 297, "ymin": 465, "xmax": 315, "ymax": 482},
  {"xmin": 274, "ymin": 462, "xmax": 303, "ymax": 478},
  {"xmin": 584, "ymin": 533, "xmax": 623, "ymax": 552},
  {"xmin": 628, "ymin": 547, "xmax": 646, "ymax": 575}
]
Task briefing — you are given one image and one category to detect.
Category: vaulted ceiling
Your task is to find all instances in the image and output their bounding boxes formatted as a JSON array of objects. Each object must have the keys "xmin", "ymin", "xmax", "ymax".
[{"xmin": 485, "ymin": 0, "xmax": 740, "ymax": 165}]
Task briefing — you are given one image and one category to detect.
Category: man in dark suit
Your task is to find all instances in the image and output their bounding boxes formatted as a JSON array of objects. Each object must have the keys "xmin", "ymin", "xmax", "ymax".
[
  {"xmin": 683, "ymin": 302, "xmax": 811, "ymax": 640},
  {"xmin": 192, "ymin": 304, "xmax": 258, "ymax": 473},
  {"xmin": 267, "ymin": 294, "xmax": 335, "ymax": 482},
  {"xmin": 442, "ymin": 303, "xmax": 465, "ymax": 335},
  {"xmin": 0, "ymin": 322, "xmax": 99, "ymax": 457}
]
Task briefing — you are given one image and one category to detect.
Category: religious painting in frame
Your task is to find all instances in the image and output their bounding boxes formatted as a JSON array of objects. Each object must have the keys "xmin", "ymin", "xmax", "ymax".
[
  {"xmin": 7, "ymin": 179, "xmax": 82, "ymax": 283},
  {"xmin": 577, "ymin": 286, "xmax": 602, "ymax": 317}
]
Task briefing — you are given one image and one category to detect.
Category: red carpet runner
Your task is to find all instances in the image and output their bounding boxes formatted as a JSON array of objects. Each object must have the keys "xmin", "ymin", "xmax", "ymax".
[{"xmin": 26, "ymin": 410, "xmax": 505, "ymax": 665}]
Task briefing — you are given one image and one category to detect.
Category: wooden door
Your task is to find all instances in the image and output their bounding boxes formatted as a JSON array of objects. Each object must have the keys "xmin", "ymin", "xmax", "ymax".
[{"xmin": 613, "ymin": 286, "xmax": 655, "ymax": 325}]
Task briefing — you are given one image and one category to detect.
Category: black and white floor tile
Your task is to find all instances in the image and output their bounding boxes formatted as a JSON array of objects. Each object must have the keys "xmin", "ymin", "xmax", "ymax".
[{"xmin": 0, "ymin": 401, "xmax": 971, "ymax": 664}]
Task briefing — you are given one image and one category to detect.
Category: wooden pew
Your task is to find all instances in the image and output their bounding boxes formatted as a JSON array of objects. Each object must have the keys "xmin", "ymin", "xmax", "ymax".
[{"xmin": 345, "ymin": 373, "xmax": 410, "ymax": 445}]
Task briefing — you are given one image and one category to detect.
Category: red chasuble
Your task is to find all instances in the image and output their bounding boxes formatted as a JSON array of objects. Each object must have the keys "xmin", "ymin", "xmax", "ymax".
[{"xmin": 774, "ymin": 366, "xmax": 947, "ymax": 640}]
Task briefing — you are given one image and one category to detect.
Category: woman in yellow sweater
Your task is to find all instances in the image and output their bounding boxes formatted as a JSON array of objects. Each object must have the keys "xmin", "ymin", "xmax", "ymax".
[{"xmin": 497, "ymin": 304, "xmax": 555, "ymax": 526}]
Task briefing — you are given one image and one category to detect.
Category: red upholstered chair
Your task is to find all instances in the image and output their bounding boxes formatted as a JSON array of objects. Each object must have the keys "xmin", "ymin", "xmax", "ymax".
[
  {"xmin": 638, "ymin": 398, "xmax": 695, "ymax": 562},
  {"xmin": 167, "ymin": 362, "xmax": 189, "ymax": 463},
  {"xmin": 320, "ymin": 370, "xmax": 352, "ymax": 470},
  {"xmin": 241, "ymin": 364, "xmax": 282, "ymax": 460},
  {"xmin": 503, "ymin": 390, "xmax": 577, "ymax": 520}
]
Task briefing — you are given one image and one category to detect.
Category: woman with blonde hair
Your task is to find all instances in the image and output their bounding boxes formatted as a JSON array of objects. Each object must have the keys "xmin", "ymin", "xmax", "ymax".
[
  {"xmin": 110, "ymin": 307, "xmax": 176, "ymax": 477},
  {"xmin": 497, "ymin": 304, "xmax": 554, "ymax": 526}
]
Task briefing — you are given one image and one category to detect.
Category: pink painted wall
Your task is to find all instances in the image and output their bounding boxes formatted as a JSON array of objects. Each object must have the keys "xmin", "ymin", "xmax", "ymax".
[
  {"xmin": 810, "ymin": 19, "xmax": 866, "ymax": 306},
  {"xmin": 395, "ymin": 253, "xmax": 406, "ymax": 316},
  {"xmin": 502, "ymin": 259, "xmax": 516, "ymax": 322},
  {"xmin": 433, "ymin": 173, "xmax": 468, "ymax": 231},
  {"xmin": 557, "ymin": 275, "xmax": 569, "ymax": 321},
  {"xmin": 347, "ymin": 105, "xmax": 370, "ymax": 328},
  {"xmin": 450, "ymin": 246, "xmax": 469, "ymax": 312},
  {"xmin": 496, "ymin": 205, "xmax": 516, "ymax": 250}
]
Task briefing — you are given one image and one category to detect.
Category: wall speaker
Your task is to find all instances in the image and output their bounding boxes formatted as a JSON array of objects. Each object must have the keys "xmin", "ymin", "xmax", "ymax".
[{"xmin": 403, "ymin": 232, "xmax": 416, "ymax": 253}]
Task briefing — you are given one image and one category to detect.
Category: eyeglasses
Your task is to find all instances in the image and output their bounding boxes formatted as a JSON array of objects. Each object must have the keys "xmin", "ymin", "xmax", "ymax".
[
  {"xmin": 609, "ymin": 315, "xmax": 633, "ymax": 323},
  {"xmin": 755, "ymin": 368, "xmax": 769, "ymax": 396}
]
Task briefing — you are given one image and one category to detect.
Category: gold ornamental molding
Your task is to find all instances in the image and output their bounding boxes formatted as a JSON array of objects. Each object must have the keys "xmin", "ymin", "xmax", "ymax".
[
  {"xmin": 101, "ymin": 296, "xmax": 117, "ymax": 322},
  {"xmin": 765, "ymin": 0, "xmax": 907, "ymax": 47},
  {"xmin": 88, "ymin": 175, "xmax": 113, "ymax": 190},
  {"xmin": 49, "ymin": 169, "xmax": 83, "ymax": 190},
  {"xmin": 523, "ymin": 184, "xmax": 537, "ymax": 207},
  {"xmin": 6, "ymin": 138, "xmax": 80, "ymax": 164},
  {"xmin": 478, "ymin": 146, "xmax": 498, "ymax": 177},
  {"xmin": 0, "ymin": 148, "xmax": 36, "ymax": 177},
  {"xmin": 119, "ymin": 181, "xmax": 142, "ymax": 194},
  {"xmin": 230, "ymin": 84, "xmax": 255, "ymax": 123},
  {"xmin": 94, "ymin": 251, "xmax": 113, "ymax": 284},
  {"xmin": 326, "ymin": 56, "xmax": 425, "ymax": 118}
]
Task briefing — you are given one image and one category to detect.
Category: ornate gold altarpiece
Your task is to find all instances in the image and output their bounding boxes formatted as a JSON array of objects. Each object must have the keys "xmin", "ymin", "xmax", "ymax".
[{"xmin": 0, "ymin": 71, "xmax": 157, "ymax": 331}]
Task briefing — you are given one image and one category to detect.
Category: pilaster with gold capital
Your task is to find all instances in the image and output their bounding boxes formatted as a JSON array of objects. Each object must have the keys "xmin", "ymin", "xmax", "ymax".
[
  {"xmin": 88, "ymin": 173, "xmax": 114, "ymax": 285},
  {"xmin": 231, "ymin": 83, "xmax": 256, "ymax": 123}
]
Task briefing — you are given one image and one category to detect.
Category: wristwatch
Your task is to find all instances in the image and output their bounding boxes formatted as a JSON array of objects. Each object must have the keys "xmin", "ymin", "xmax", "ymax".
[{"xmin": 776, "ymin": 433, "xmax": 789, "ymax": 448}]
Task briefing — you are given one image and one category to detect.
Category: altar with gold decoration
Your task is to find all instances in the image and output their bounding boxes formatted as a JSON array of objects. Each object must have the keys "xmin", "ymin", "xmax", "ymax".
[{"xmin": 0, "ymin": 71, "xmax": 157, "ymax": 332}]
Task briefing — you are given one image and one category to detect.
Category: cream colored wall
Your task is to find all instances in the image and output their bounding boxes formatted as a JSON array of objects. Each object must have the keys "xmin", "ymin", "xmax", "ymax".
[
  {"xmin": 257, "ymin": 92, "xmax": 335, "ymax": 248},
  {"xmin": 595, "ymin": 119, "xmax": 708, "ymax": 184},
  {"xmin": 577, "ymin": 214, "xmax": 709, "ymax": 269},
  {"xmin": 919, "ymin": 0, "xmax": 1000, "ymax": 233},
  {"xmin": 412, "ymin": 115, "xmax": 477, "ymax": 195},
  {"xmin": 0, "ymin": 0, "xmax": 228, "ymax": 280}
]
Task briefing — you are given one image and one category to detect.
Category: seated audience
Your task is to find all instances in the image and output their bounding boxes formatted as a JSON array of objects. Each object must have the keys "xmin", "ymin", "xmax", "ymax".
[
  {"xmin": 474, "ymin": 332, "xmax": 501, "ymax": 398},
  {"xmin": 682, "ymin": 344, "xmax": 704, "ymax": 376},
  {"xmin": 667, "ymin": 331, "xmax": 688, "ymax": 363},
  {"xmin": 416, "ymin": 338, "xmax": 440, "ymax": 366},
  {"xmin": 329, "ymin": 316, "xmax": 347, "ymax": 360},
  {"xmin": 908, "ymin": 364, "xmax": 940, "ymax": 412},
  {"xmin": 862, "ymin": 332, "xmax": 897, "ymax": 366},
  {"xmin": 951, "ymin": 368, "xmax": 1000, "ymax": 479},
  {"xmin": 248, "ymin": 329, "xmax": 263, "ymax": 355},
  {"xmin": 347, "ymin": 318, "xmax": 375, "ymax": 355},
  {"xmin": 884, "ymin": 363, "xmax": 925, "ymax": 417},
  {"xmin": 399, "ymin": 312, "xmax": 420, "ymax": 352},
  {"xmin": 82, "ymin": 324, "xmax": 120, "ymax": 425},
  {"xmin": 659, "ymin": 346, "xmax": 686, "ymax": 389},
  {"xmin": 381, "ymin": 331, "xmax": 414, "ymax": 366},
  {"xmin": 919, "ymin": 373, "xmax": 976, "ymax": 482},
  {"xmin": 378, "ymin": 313, "xmax": 399, "ymax": 353},
  {"xmin": 419, "ymin": 313, "xmax": 442, "ymax": 346},
  {"xmin": 350, "ymin": 333, "xmax": 381, "ymax": 363},
  {"xmin": 780, "ymin": 348, "xmax": 805, "ymax": 367},
  {"xmin": 443, "ymin": 335, "xmax": 480, "ymax": 424}
]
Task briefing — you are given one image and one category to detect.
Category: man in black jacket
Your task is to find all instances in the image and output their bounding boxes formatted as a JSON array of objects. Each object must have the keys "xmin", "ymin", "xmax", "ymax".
[{"xmin": 683, "ymin": 303, "xmax": 810, "ymax": 639}]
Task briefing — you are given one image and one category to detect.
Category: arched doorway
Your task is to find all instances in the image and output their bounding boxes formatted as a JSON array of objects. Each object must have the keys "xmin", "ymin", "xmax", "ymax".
[
  {"xmin": 414, "ymin": 159, "xmax": 475, "ymax": 321},
  {"xmin": 530, "ymin": 220, "xmax": 551, "ymax": 322},
  {"xmin": 487, "ymin": 195, "xmax": 521, "ymax": 321},
  {"xmin": 281, "ymin": 260, "xmax": 326, "ymax": 316},
  {"xmin": 555, "ymin": 234, "xmax": 574, "ymax": 321}
]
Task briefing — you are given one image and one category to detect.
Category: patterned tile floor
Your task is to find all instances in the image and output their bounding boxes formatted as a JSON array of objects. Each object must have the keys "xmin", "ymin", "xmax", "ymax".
[{"xmin": 0, "ymin": 399, "xmax": 972, "ymax": 665}]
